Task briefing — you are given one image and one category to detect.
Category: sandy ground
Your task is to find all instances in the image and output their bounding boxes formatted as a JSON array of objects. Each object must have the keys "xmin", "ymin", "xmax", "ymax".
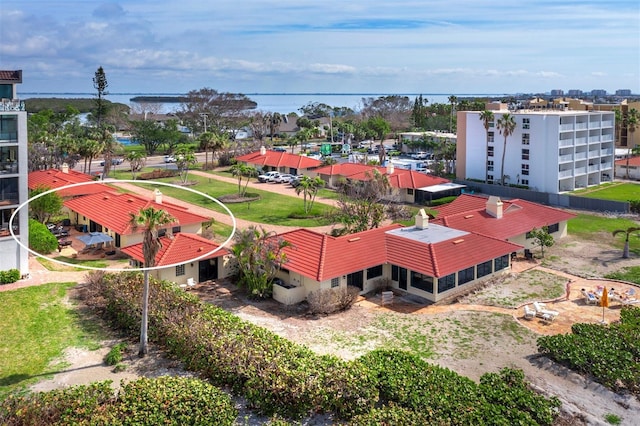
[{"xmin": 25, "ymin": 233, "xmax": 640, "ymax": 425}]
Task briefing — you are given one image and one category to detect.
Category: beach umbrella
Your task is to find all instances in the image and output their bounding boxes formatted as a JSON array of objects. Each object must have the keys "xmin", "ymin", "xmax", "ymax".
[
  {"xmin": 600, "ymin": 286, "xmax": 609, "ymax": 324},
  {"xmin": 76, "ymin": 232, "xmax": 113, "ymax": 247}
]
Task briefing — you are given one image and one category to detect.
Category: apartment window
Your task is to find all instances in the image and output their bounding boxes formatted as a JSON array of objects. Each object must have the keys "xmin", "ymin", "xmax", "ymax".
[
  {"xmin": 331, "ymin": 277, "xmax": 340, "ymax": 288},
  {"xmin": 521, "ymin": 179, "xmax": 529, "ymax": 185},
  {"xmin": 521, "ymin": 164, "xmax": 529, "ymax": 175},
  {"xmin": 411, "ymin": 272, "xmax": 433, "ymax": 293},
  {"xmin": 488, "ymin": 131, "xmax": 495, "ymax": 143},
  {"xmin": 437, "ymin": 273, "xmax": 456, "ymax": 293},
  {"xmin": 175, "ymin": 264, "xmax": 185, "ymax": 276},
  {"xmin": 487, "ymin": 174, "xmax": 494, "ymax": 181},
  {"xmin": 522, "ymin": 133, "xmax": 530, "ymax": 145},
  {"xmin": 458, "ymin": 267, "xmax": 475, "ymax": 285},
  {"xmin": 522, "ymin": 149, "xmax": 530, "ymax": 161},
  {"xmin": 367, "ymin": 265, "xmax": 383, "ymax": 280},
  {"xmin": 522, "ymin": 118, "xmax": 530, "ymax": 129},
  {"xmin": 488, "ymin": 146, "xmax": 494, "ymax": 157}
]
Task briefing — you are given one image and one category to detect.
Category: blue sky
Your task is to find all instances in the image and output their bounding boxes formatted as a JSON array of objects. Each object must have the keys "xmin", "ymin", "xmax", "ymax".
[{"xmin": 1, "ymin": 0, "xmax": 638, "ymax": 95}]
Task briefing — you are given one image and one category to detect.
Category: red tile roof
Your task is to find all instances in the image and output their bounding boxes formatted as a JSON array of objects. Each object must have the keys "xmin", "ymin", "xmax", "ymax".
[
  {"xmin": 63, "ymin": 191, "xmax": 210, "ymax": 235},
  {"xmin": 236, "ymin": 150, "xmax": 322, "ymax": 170},
  {"xmin": 313, "ymin": 163, "xmax": 449, "ymax": 189},
  {"xmin": 0, "ymin": 70, "xmax": 22, "ymax": 82},
  {"xmin": 432, "ymin": 194, "xmax": 576, "ymax": 240},
  {"xmin": 120, "ymin": 233, "xmax": 228, "ymax": 266},
  {"xmin": 29, "ymin": 169, "xmax": 111, "ymax": 197},
  {"xmin": 615, "ymin": 156, "xmax": 640, "ymax": 167},
  {"xmin": 277, "ymin": 222, "xmax": 520, "ymax": 280}
]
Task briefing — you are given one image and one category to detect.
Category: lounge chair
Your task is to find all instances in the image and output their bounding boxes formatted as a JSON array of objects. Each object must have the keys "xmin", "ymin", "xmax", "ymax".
[
  {"xmin": 523, "ymin": 305, "xmax": 536, "ymax": 320},
  {"xmin": 581, "ymin": 289, "xmax": 598, "ymax": 305},
  {"xmin": 179, "ymin": 278, "xmax": 197, "ymax": 290},
  {"xmin": 533, "ymin": 301, "xmax": 559, "ymax": 321}
]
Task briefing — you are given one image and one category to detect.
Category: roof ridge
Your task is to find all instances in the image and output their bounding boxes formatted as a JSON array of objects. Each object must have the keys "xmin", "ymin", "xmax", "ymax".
[{"xmin": 316, "ymin": 234, "xmax": 329, "ymax": 281}]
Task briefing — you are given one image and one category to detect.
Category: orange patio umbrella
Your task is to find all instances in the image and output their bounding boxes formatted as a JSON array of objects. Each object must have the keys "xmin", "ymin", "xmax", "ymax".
[{"xmin": 600, "ymin": 286, "xmax": 609, "ymax": 324}]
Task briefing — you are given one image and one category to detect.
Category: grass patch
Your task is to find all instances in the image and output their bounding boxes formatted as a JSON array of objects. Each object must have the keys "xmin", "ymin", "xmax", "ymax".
[
  {"xmin": 571, "ymin": 182, "xmax": 640, "ymax": 202},
  {"xmin": 37, "ymin": 256, "xmax": 110, "ymax": 271},
  {"xmin": 0, "ymin": 283, "xmax": 103, "ymax": 398},
  {"xmin": 568, "ymin": 214, "xmax": 640, "ymax": 256},
  {"xmin": 605, "ymin": 266, "xmax": 640, "ymax": 285}
]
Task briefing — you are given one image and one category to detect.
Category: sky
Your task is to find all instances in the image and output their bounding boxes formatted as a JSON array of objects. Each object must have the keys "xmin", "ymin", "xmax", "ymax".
[{"xmin": 1, "ymin": 0, "xmax": 639, "ymax": 95}]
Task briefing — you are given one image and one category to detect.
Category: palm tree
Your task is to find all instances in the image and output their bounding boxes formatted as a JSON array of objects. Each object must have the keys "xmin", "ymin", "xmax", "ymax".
[
  {"xmin": 229, "ymin": 163, "xmax": 257, "ymax": 196},
  {"xmin": 294, "ymin": 176, "xmax": 325, "ymax": 214},
  {"xmin": 129, "ymin": 207, "xmax": 177, "ymax": 357},
  {"xmin": 448, "ymin": 95, "xmax": 458, "ymax": 133},
  {"xmin": 198, "ymin": 131, "xmax": 215, "ymax": 168},
  {"xmin": 612, "ymin": 226, "xmax": 640, "ymax": 259},
  {"xmin": 496, "ymin": 113, "xmax": 516, "ymax": 186},
  {"xmin": 624, "ymin": 108, "xmax": 638, "ymax": 179},
  {"xmin": 479, "ymin": 110, "xmax": 494, "ymax": 183},
  {"xmin": 269, "ymin": 112, "xmax": 282, "ymax": 143}
]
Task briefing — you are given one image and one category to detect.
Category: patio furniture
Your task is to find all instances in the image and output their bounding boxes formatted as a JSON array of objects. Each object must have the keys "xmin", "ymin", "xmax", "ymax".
[
  {"xmin": 523, "ymin": 305, "xmax": 536, "ymax": 320},
  {"xmin": 180, "ymin": 278, "xmax": 197, "ymax": 290},
  {"xmin": 533, "ymin": 301, "xmax": 559, "ymax": 321},
  {"xmin": 581, "ymin": 289, "xmax": 598, "ymax": 305}
]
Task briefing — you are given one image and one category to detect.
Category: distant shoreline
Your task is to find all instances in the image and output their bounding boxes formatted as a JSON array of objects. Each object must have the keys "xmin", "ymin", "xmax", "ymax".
[{"xmin": 129, "ymin": 96, "xmax": 188, "ymax": 103}]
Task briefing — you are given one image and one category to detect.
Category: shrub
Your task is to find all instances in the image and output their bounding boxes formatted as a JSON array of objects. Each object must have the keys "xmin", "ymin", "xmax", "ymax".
[
  {"xmin": 0, "ymin": 268, "xmax": 21, "ymax": 284},
  {"xmin": 104, "ymin": 342, "xmax": 127, "ymax": 366},
  {"xmin": 307, "ymin": 286, "xmax": 360, "ymax": 315},
  {"xmin": 370, "ymin": 277, "xmax": 392, "ymax": 293},
  {"xmin": 28, "ymin": 219, "xmax": 58, "ymax": 254},
  {"xmin": 138, "ymin": 169, "xmax": 178, "ymax": 180},
  {"xmin": 0, "ymin": 377, "xmax": 237, "ymax": 425}
]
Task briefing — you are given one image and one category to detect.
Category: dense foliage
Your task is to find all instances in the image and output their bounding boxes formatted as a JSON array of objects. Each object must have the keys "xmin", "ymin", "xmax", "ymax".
[
  {"xmin": 0, "ymin": 377, "xmax": 237, "ymax": 425},
  {"xmin": 77, "ymin": 271, "xmax": 561, "ymax": 423},
  {"xmin": 538, "ymin": 306, "xmax": 640, "ymax": 396},
  {"xmin": 28, "ymin": 219, "xmax": 59, "ymax": 254},
  {"xmin": 0, "ymin": 269, "xmax": 20, "ymax": 284},
  {"xmin": 23, "ymin": 98, "xmax": 127, "ymax": 114},
  {"xmin": 356, "ymin": 350, "xmax": 560, "ymax": 425}
]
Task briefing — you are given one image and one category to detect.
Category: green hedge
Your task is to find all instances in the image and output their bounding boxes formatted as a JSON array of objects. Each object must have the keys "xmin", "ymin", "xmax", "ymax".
[
  {"xmin": 0, "ymin": 377, "xmax": 237, "ymax": 425},
  {"xmin": 0, "ymin": 269, "xmax": 20, "ymax": 284},
  {"xmin": 28, "ymin": 219, "xmax": 58, "ymax": 254},
  {"xmin": 538, "ymin": 306, "xmax": 640, "ymax": 395}
]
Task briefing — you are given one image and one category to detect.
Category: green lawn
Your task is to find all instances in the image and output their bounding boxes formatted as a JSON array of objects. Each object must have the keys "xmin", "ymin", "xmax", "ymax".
[
  {"xmin": 571, "ymin": 182, "xmax": 640, "ymax": 201},
  {"xmin": 112, "ymin": 173, "xmax": 336, "ymax": 228},
  {"xmin": 0, "ymin": 283, "xmax": 103, "ymax": 398},
  {"xmin": 568, "ymin": 213, "xmax": 640, "ymax": 256}
]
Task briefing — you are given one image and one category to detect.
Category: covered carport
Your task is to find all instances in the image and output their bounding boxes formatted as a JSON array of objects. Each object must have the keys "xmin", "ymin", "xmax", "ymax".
[{"xmin": 415, "ymin": 182, "xmax": 466, "ymax": 205}]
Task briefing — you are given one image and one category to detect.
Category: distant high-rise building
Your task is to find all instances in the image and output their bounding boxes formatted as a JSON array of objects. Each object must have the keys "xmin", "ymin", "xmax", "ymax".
[
  {"xmin": 567, "ymin": 89, "xmax": 583, "ymax": 97},
  {"xmin": 0, "ymin": 70, "xmax": 29, "ymax": 275},
  {"xmin": 591, "ymin": 89, "xmax": 607, "ymax": 97},
  {"xmin": 550, "ymin": 89, "xmax": 564, "ymax": 96},
  {"xmin": 615, "ymin": 89, "xmax": 632, "ymax": 96}
]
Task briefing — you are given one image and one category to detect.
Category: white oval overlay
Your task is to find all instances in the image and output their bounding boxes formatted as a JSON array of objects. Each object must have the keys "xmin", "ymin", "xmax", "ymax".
[{"xmin": 10, "ymin": 179, "xmax": 237, "ymax": 272}]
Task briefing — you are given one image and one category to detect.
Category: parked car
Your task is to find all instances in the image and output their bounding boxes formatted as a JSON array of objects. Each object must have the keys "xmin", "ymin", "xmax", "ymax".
[
  {"xmin": 164, "ymin": 155, "xmax": 176, "ymax": 163},
  {"xmin": 100, "ymin": 158, "xmax": 124, "ymax": 166},
  {"xmin": 411, "ymin": 152, "xmax": 428, "ymax": 160},
  {"xmin": 258, "ymin": 171, "xmax": 280, "ymax": 183},
  {"xmin": 290, "ymin": 175, "xmax": 305, "ymax": 187},
  {"xmin": 272, "ymin": 147, "xmax": 287, "ymax": 152},
  {"xmin": 274, "ymin": 173, "xmax": 295, "ymax": 184}
]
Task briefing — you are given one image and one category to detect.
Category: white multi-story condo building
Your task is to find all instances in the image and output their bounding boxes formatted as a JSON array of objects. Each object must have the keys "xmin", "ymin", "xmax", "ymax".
[
  {"xmin": 0, "ymin": 70, "xmax": 29, "ymax": 275},
  {"xmin": 456, "ymin": 104, "xmax": 615, "ymax": 193}
]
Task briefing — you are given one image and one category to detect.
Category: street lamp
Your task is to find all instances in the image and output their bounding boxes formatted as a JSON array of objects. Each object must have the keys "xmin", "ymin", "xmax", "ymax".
[{"xmin": 199, "ymin": 113, "xmax": 208, "ymax": 133}]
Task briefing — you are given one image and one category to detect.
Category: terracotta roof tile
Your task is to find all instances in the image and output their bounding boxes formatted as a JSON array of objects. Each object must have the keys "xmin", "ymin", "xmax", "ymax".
[
  {"xmin": 28, "ymin": 169, "xmax": 110, "ymax": 196},
  {"xmin": 615, "ymin": 156, "xmax": 640, "ymax": 166},
  {"xmin": 236, "ymin": 150, "xmax": 322, "ymax": 170},
  {"xmin": 0, "ymin": 70, "xmax": 22, "ymax": 82},
  {"xmin": 432, "ymin": 194, "xmax": 576, "ymax": 240},
  {"xmin": 63, "ymin": 191, "xmax": 209, "ymax": 235},
  {"xmin": 313, "ymin": 163, "xmax": 449, "ymax": 189},
  {"xmin": 120, "ymin": 233, "xmax": 228, "ymax": 266}
]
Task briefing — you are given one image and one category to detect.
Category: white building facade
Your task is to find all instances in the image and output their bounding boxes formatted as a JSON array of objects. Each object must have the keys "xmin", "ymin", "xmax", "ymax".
[
  {"xmin": 456, "ymin": 108, "xmax": 615, "ymax": 193},
  {"xmin": 0, "ymin": 70, "xmax": 29, "ymax": 275}
]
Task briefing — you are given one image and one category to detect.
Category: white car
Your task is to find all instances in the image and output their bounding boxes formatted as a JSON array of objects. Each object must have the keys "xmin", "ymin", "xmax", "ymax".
[
  {"xmin": 274, "ymin": 173, "xmax": 295, "ymax": 184},
  {"xmin": 258, "ymin": 171, "xmax": 280, "ymax": 183},
  {"xmin": 164, "ymin": 155, "xmax": 176, "ymax": 163}
]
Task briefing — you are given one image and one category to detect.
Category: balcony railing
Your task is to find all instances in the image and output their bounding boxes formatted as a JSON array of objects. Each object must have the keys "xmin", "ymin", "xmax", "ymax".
[
  {"xmin": 0, "ymin": 100, "xmax": 25, "ymax": 112},
  {"xmin": 559, "ymin": 154, "xmax": 573, "ymax": 163},
  {"xmin": 559, "ymin": 169, "xmax": 573, "ymax": 178},
  {"xmin": 559, "ymin": 139, "xmax": 573, "ymax": 147}
]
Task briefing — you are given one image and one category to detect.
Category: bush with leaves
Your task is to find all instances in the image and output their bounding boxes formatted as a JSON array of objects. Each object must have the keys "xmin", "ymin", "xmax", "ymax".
[
  {"xmin": 538, "ymin": 306, "xmax": 640, "ymax": 395},
  {"xmin": 0, "ymin": 377, "xmax": 237, "ymax": 425},
  {"xmin": 307, "ymin": 286, "xmax": 360, "ymax": 315},
  {"xmin": 0, "ymin": 269, "xmax": 21, "ymax": 284},
  {"xmin": 28, "ymin": 218, "xmax": 59, "ymax": 254}
]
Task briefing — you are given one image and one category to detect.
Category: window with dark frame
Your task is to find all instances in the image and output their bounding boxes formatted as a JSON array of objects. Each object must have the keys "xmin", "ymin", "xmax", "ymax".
[
  {"xmin": 522, "ymin": 149, "xmax": 530, "ymax": 160},
  {"xmin": 411, "ymin": 271, "xmax": 433, "ymax": 293},
  {"xmin": 331, "ymin": 277, "xmax": 340, "ymax": 288},
  {"xmin": 547, "ymin": 223, "xmax": 559, "ymax": 233},
  {"xmin": 367, "ymin": 265, "xmax": 383, "ymax": 280},
  {"xmin": 437, "ymin": 273, "xmax": 456, "ymax": 293},
  {"xmin": 458, "ymin": 266, "xmax": 475, "ymax": 285},
  {"xmin": 477, "ymin": 260, "xmax": 493, "ymax": 278},
  {"xmin": 494, "ymin": 254, "xmax": 509, "ymax": 271},
  {"xmin": 175, "ymin": 264, "xmax": 185, "ymax": 276}
]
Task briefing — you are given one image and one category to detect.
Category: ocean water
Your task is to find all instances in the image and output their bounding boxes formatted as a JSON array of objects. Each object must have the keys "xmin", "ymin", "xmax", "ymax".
[{"xmin": 19, "ymin": 92, "xmax": 506, "ymax": 115}]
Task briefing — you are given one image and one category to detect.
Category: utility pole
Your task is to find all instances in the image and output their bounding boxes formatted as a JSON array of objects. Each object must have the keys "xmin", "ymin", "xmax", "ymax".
[{"xmin": 199, "ymin": 113, "xmax": 208, "ymax": 133}]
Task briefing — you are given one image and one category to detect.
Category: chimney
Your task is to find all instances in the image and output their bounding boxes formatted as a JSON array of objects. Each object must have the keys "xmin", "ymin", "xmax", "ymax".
[
  {"xmin": 415, "ymin": 208, "xmax": 429, "ymax": 229},
  {"xmin": 154, "ymin": 189, "xmax": 162, "ymax": 204},
  {"xmin": 485, "ymin": 196, "xmax": 503, "ymax": 219},
  {"xmin": 386, "ymin": 162, "xmax": 394, "ymax": 175},
  {"xmin": 260, "ymin": 146, "xmax": 266, "ymax": 155},
  {"xmin": 61, "ymin": 163, "xmax": 69, "ymax": 174}
]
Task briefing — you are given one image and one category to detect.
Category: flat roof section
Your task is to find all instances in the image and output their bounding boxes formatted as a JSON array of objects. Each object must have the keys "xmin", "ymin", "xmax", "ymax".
[{"xmin": 386, "ymin": 223, "xmax": 469, "ymax": 245}]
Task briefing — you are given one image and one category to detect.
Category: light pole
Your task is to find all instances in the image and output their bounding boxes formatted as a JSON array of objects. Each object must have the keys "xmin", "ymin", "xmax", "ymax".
[{"xmin": 199, "ymin": 113, "xmax": 208, "ymax": 133}]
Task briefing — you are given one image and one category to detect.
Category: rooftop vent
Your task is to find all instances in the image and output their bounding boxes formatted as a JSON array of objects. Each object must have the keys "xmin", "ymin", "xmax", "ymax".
[
  {"xmin": 415, "ymin": 208, "xmax": 429, "ymax": 229},
  {"xmin": 348, "ymin": 237, "xmax": 361, "ymax": 242},
  {"xmin": 453, "ymin": 239, "xmax": 465, "ymax": 244},
  {"xmin": 464, "ymin": 214, "xmax": 474, "ymax": 219}
]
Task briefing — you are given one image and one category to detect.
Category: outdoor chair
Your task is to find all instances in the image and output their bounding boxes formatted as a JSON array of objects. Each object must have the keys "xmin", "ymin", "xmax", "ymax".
[
  {"xmin": 523, "ymin": 305, "xmax": 536, "ymax": 320},
  {"xmin": 533, "ymin": 301, "xmax": 559, "ymax": 322},
  {"xmin": 581, "ymin": 289, "xmax": 598, "ymax": 305}
]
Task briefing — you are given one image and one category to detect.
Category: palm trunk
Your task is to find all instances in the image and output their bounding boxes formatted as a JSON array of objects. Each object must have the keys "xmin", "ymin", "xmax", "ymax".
[
  {"xmin": 139, "ymin": 270, "xmax": 150, "ymax": 357},
  {"xmin": 501, "ymin": 137, "xmax": 507, "ymax": 185}
]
